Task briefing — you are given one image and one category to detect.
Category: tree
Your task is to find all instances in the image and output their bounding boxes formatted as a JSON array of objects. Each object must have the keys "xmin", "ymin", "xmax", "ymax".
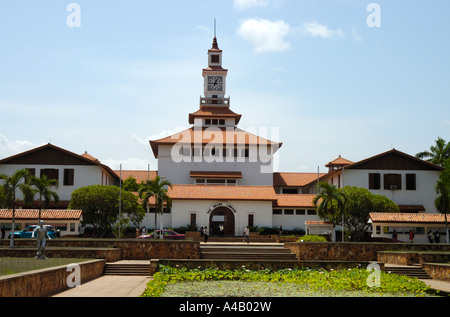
[
  {"xmin": 416, "ymin": 137, "xmax": 450, "ymax": 167},
  {"xmin": 313, "ymin": 182, "xmax": 346, "ymax": 242},
  {"xmin": 435, "ymin": 180, "xmax": 450, "ymax": 243},
  {"xmin": 122, "ymin": 176, "xmax": 140, "ymax": 192},
  {"xmin": 30, "ymin": 174, "xmax": 59, "ymax": 221},
  {"xmin": 0, "ymin": 169, "xmax": 35, "ymax": 247},
  {"xmin": 138, "ymin": 176, "xmax": 172, "ymax": 239},
  {"xmin": 68, "ymin": 185, "xmax": 144, "ymax": 237},
  {"xmin": 340, "ymin": 186, "xmax": 399, "ymax": 241}
]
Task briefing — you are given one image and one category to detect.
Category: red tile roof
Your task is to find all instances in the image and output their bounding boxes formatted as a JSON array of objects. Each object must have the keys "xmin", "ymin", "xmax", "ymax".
[
  {"xmin": 0, "ymin": 209, "xmax": 82, "ymax": 220},
  {"xmin": 168, "ymin": 185, "xmax": 277, "ymax": 201},
  {"xmin": 325, "ymin": 155, "xmax": 353, "ymax": 168},
  {"xmin": 273, "ymin": 172, "xmax": 326, "ymax": 187},
  {"xmin": 369, "ymin": 212, "xmax": 447, "ymax": 224},
  {"xmin": 150, "ymin": 127, "xmax": 282, "ymax": 157},
  {"xmin": 189, "ymin": 106, "xmax": 242, "ymax": 124},
  {"xmin": 273, "ymin": 194, "xmax": 316, "ymax": 208},
  {"xmin": 115, "ymin": 170, "xmax": 158, "ymax": 184}
]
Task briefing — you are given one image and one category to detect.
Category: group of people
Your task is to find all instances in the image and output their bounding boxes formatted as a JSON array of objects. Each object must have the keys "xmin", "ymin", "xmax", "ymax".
[
  {"xmin": 428, "ymin": 229, "xmax": 441, "ymax": 243},
  {"xmin": 392, "ymin": 228, "xmax": 443, "ymax": 243},
  {"xmin": 199, "ymin": 225, "xmax": 251, "ymax": 243}
]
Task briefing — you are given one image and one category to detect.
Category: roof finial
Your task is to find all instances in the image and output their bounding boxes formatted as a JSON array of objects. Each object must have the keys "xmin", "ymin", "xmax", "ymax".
[
  {"xmin": 211, "ymin": 19, "xmax": 219, "ymax": 50},
  {"xmin": 214, "ymin": 18, "xmax": 216, "ymax": 38}
]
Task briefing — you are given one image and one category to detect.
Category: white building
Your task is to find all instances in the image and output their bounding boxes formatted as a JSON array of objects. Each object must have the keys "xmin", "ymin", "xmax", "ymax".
[{"xmin": 0, "ymin": 143, "xmax": 120, "ymax": 208}]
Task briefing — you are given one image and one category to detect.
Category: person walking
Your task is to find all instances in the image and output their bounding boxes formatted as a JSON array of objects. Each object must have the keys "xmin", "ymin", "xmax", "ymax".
[
  {"xmin": 392, "ymin": 230, "xmax": 398, "ymax": 243},
  {"xmin": 243, "ymin": 226, "xmax": 250, "ymax": 244},
  {"xmin": 434, "ymin": 230, "xmax": 440, "ymax": 243},
  {"xmin": 1, "ymin": 226, "xmax": 5, "ymax": 239},
  {"xmin": 409, "ymin": 229, "xmax": 414, "ymax": 243},
  {"xmin": 428, "ymin": 230, "xmax": 433, "ymax": 243},
  {"xmin": 219, "ymin": 224, "xmax": 224, "ymax": 238},
  {"xmin": 203, "ymin": 226, "xmax": 208, "ymax": 243}
]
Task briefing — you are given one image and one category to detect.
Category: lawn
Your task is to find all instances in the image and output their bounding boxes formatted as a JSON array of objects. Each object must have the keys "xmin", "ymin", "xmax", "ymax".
[
  {"xmin": 0, "ymin": 257, "xmax": 91, "ymax": 276},
  {"xmin": 142, "ymin": 266, "xmax": 443, "ymax": 297}
]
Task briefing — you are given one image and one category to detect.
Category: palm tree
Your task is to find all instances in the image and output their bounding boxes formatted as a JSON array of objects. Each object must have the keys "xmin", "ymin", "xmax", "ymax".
[
  {"xmin": 31, "ymin": 174, "xmax": 59, "ymax": 221},
  {"xmin": 435, "ymin": 180, "xmax": 450, "ymax": 243},
  {"xmin": 312, "ymin": 182, "xmax": 346, "ymax": 242},
  {"xmin": 416, "ymin": 137, "xmax": 450, "ymax": 167},
  {"xmin": 138, "ymin": 176, "xmax": 172, "ymax": 239},
  {"xmin": 0, "ymin": 169, "xmax": 35, "ymax": 247}
]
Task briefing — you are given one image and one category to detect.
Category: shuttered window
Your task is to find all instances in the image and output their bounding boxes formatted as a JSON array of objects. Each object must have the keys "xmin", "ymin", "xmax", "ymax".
[
  {"xmin": 64, "ymin": 169, "xmax": 74, "ymax": 186},
  {"xmin": 384, "ymin": 174, "xmax": 401, "ymax": 190},
  {"xmin": 406, "ymin": 174, "xmax": 416, "ymax": 190},
  {"xmin": 369, "ymin": 173, "xmax": 381, "ymax": 189},
  {"xmin": 40, "ymin": 169, "xmax": 59, "ymax": 181}
]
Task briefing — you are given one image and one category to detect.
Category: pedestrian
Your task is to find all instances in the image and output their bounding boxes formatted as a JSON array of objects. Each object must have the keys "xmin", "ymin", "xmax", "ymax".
[
  {"xmin": 1, "ymin": 226, "xmax": 5, "ymax": 239},
  {"xmin": 243, "ymin": 226, "xmax": 250, "ymax": 244},
  {"xmin": 136, "ymin": 227, "xmax": 140, "ymax": 238},
  {"xmin": 428, "ymin": 230, "xmax": 433, "ymax": 243},
  {"xmin": 435, "ymin": 230, "xmax": 440, "ymax": 243},
  {"xmin": 409, "ymin": 229, "xmax": 414, "ymax": 243},
  {"xmin": 200, "ymin": 226, "xmax": 204, "ymax": 237},
  {"xmin": 392, "ymin": 229, "xmax": 397, "ymax": 243},
  {"xmin": 142, "ymin": 227, "xmax": 146, "ymax": 236},
  {"xmin": 278, "ymin": 225, "xmax": 283, "ymax": 236},
  {"xmin": 203, "ymin": 226, "xmax": 208, "ymax": 243},
  {"xmin": 219, "ymin": 224, "xmax": 224, "ymax": 238}
]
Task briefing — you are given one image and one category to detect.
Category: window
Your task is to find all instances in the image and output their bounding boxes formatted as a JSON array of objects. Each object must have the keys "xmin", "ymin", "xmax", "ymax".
[
  {"xmin": 369, "ymin": 173, "xmax": 381, "ymax": 190},
  {"xmin": 211, "ymin": 54, "xmax": 220, "ymax": 63},
  {"xmin": 384, "ymin": 174, "xmax": 402, "ymax": 190},
  {"xmin": 284, "ymin": 209, "xmax": 294, "ymax": 215},
  {"xmin": 406, "ymin": 174, "xmax": 416, "ymax": 190},
  {"xmin": 206, "ymin": 179, "xmax": 226, "ymax": 184},
  {"xmin": 273, "ymin": 209, "xmax": 282, "ymax": 215},
  {"xmin": 40, "ymin": 169, "xmax": 59, "ymax": 181},
  {"xmin": 248, "ymin": 214, "xmax": 254, "ymax": 227},
  {"xmin": 307, "ymin": 209, "xmax": 316, "ymax": 215},
  {"xmin": 26, "ymin": 168, "xmax": 36, "ymax": 176},
  {"xmin": 282, "ymin": 188, "xmax": 298, "ymax": 194},
  {"xmin": 296, "ymin": 210, "xmax": 305, "ymax": 215},
  {"xmin": 212, "ymin": 119, "xmax": 218, "ymax": 125},
  {"xmin": 64, "ymin": 169, "xmax": 74, "ymax": 186},
  {"xmin": 205, "ymin": 119, "xmax": 211, "ymax": 125},
  {"xmin": 190, "ymin": 213, "xmax": 197, "ymax": 227},
  {"xmin": 219, "ymin": 119, "xmax": 225, "ymax": 125}
]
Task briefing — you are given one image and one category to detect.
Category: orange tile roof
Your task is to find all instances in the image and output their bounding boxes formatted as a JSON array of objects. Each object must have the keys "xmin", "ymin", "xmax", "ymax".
[
  {"xmin": 150, "ymin": 127, "xmax": 282, "ymax": 157},
  {"xmin": 189, "ymin": 106, "xmax": 242, "ymax": 124},
  {"xmin": 190, "ymin": 171, "xmax": 242, "ymax": 179},
  {"xmin": 369, "ymin": 212, "xmax": 447, "ymax": 224},
  {"xmin": 325, "ymin": 155, "xmax": 353, "ymax": 167},
  {"xmin": 274, "ymin": 194, "xmax": 316, "ymax": 208},
  {"xmin": 305, "ymin": 221, "xmax": 332, "ymax": 225},
  {"xmin": 0, "ymin": 209, "xmax": 82, "ymax": 220},
  {"xmin": 168, "ymin": 185, "xmax": 277, "ymax": 201},
  {"xmin": 273, "ymin": 172, "xmax": 326, "ymax": 187},
  {"xmin": 115, "ymin": 170, "xmax": 158, "ymax": 184}
]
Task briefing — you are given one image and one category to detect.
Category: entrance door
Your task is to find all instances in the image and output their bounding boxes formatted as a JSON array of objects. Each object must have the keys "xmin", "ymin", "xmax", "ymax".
[{"xmin": 209, "ymin": 207, "xmax": 235, "ymax": 236}]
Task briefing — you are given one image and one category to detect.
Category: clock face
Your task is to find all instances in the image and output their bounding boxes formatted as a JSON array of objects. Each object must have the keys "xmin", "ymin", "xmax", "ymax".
[{"xmin": 208, "ymin": 76, "xmax": 223, "ymax": 91}]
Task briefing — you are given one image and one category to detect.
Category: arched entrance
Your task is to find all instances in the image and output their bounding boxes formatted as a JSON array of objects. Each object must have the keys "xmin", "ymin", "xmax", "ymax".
[{"xmin": 209, "ymin": 206, "xmax": 235, "ymax": 236}]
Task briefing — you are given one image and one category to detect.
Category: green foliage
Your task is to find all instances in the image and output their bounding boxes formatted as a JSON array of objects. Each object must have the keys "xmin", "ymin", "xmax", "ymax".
[
  {"xmin": 142, "ymin": 266, "xmax": 437, "ymax": 297},
  {"xmin": 298, "ymin": 235, "xmax": 327, "ymax": 242},
  {"xmin": 122, "ymin": 176, "xmax": 140, "ymax": 192},
  {"xmin": 68, "ymin": 185, "xmax": 144, "ymax": 236}
]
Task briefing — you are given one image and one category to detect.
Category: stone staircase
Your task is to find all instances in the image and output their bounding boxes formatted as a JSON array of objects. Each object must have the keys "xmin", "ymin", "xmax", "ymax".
[
  {"xmin": 104, "ymin": 261, "xmax": 150, "ymax": 276},
  {"xmin": 200, "ymin": 243, "xmax": 297, "ymax": 261},
  {"xmin": 385, "ymin": 265, "xmax": 432, "ymax": 280}
]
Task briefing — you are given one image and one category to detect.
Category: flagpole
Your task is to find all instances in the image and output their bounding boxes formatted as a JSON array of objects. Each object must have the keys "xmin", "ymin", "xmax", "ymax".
[{"xmin": 119, "ymin": 163, "xmax": 122, "ymax": 238}]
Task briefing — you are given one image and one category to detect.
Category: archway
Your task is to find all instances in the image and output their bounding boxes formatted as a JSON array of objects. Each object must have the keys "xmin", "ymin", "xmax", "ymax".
[{"xmin": 209, "ymin": 206, "xmax": 235, "ymax": 236}]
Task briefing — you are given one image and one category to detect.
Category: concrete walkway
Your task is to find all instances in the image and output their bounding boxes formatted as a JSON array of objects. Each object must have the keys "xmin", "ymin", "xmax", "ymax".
[{"xmin": 53, "ymin": 275, "xmax": 152, "ymax": 297}]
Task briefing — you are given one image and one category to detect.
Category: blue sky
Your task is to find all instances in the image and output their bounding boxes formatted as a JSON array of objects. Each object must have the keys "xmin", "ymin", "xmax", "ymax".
[{"xmin": 0, "ymin": 0, "xmax": 449, "ymax": 173}]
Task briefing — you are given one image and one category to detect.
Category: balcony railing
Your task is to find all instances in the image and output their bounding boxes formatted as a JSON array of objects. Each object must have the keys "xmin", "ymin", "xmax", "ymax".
[{"xmin": 200, "ymin": 96, "xmax": 230, "ymax": 106}]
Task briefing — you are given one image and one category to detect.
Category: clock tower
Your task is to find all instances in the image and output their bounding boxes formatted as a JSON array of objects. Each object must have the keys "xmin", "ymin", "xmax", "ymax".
[{"xmin": 202, "ymin": 36, "xmax": 228, "ymax": 106}]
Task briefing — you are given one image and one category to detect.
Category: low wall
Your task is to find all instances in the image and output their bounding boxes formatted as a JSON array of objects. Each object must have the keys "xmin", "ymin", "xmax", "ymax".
[
  {"xmin": 422, "ymin": 263, "xmax": 450, "ymax": 282},
  {"xmin": 377, "ymin": 251, "xmax": 450, "ymax": 266},
  {"xmin": 149, "ymin": 259, "xmax": 383, "ymax": 275},
  {"xmin": 0, "ymin": 259, "xmax": 105, "ymax": 297},
  {"xmin": 284, "ymin": 242, "xmax": 450, "ymax": 261},
  {"xmin": 0, "ymin": 247, "xmax": 121, "ymax": 262},
  {"xmin": 0, "ymin": 239, "xmax": 201, "ymax": 260}
]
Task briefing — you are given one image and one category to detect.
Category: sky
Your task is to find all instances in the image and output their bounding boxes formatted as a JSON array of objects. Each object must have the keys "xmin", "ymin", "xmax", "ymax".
[{"xmin": 0, "ymin": 0, "xmax": 449, "ymax": 174}]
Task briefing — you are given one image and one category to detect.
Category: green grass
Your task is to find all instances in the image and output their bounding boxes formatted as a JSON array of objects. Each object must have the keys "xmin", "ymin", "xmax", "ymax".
[
  {"xmin": 142, "ymin": 266, "xmax": 443, "ymax": 297},
  {"xmin": 0, "ymin": 257, "xmax": 91, "ymax": 276}
]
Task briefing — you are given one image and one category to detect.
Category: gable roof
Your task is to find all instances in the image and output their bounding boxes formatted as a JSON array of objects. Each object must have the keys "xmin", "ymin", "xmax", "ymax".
[
  {"xmin": 273, "ymin": 172, "xmax": 326, "ymax": 187},
  {"xmin": 345, "ymin": 149, "xmax": 443, "ymax": 171},
  {"xmin": 168, "ymin": 185, "xmax": 277, "ymax": 201},
  {"xmin": 0, "ymin": 209, "xmax": 82, "ymax": 221},
  {"xmin": 189, "ymin": 106, "xmax": 242, "ymax": 125},
  {"xmin": 149, "ymin": 127, "xmax": 282, "ymax": 158},
  {"xmin": 0, "ymin": 143, "xmax": 120, "ymax": 182},
  {"xmin": 369, "ymin": 212, "xmax": 447, "ymax": 224}
]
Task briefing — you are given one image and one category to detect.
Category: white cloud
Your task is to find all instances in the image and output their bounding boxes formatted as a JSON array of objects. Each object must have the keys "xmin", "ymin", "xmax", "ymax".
[
  {"xmin": 234, "ymin": 0, "xmax": 270, "ymax": 11},
  {"xmin": 237, "ymin": 18, "xmax": 291, "ymax": 53},
  {"xmin": 299, "ymin": 20, "xmax": 345, "ymax": 39},
  {"xmin": 0, "ymin": 134, "xmax": 36, "ymax": 159}
]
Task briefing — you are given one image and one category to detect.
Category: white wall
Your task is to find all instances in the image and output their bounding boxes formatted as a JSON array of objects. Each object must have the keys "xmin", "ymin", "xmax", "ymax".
[
  {"xmin": 0, "ymin": 164, "xmax": 107, "ymax": 201},
  {"xmin": 171, "ymin": 199, "xmax": 273, "ymax": 236},
  {"xmin": 343, "ymin": 169, "xmax": 440, "ymax": 212}
]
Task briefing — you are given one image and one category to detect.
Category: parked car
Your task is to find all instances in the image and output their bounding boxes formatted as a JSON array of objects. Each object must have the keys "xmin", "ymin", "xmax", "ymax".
[
  {"xmin": 9, "ymin": 225, "xmax": 57, "ymax": 239},
  {"xmin": 137, "ymin": 229, "xmax": 185, "ymax": 240}
]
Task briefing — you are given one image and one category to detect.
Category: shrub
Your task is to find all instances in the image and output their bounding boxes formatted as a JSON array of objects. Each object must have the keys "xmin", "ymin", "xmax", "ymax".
[{"xmin": 298, "ymin": 235, "xmax": 327, "ymax": 242}]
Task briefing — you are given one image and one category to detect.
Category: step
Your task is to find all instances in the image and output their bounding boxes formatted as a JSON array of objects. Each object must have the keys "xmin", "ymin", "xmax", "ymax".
[
  {"xmin": 384, "ymin": 266, "xmax": 432, "ymax": 279},
  {"xmin": 104, "ymin": 263, "xmax": 150, "ymax": 276}
]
